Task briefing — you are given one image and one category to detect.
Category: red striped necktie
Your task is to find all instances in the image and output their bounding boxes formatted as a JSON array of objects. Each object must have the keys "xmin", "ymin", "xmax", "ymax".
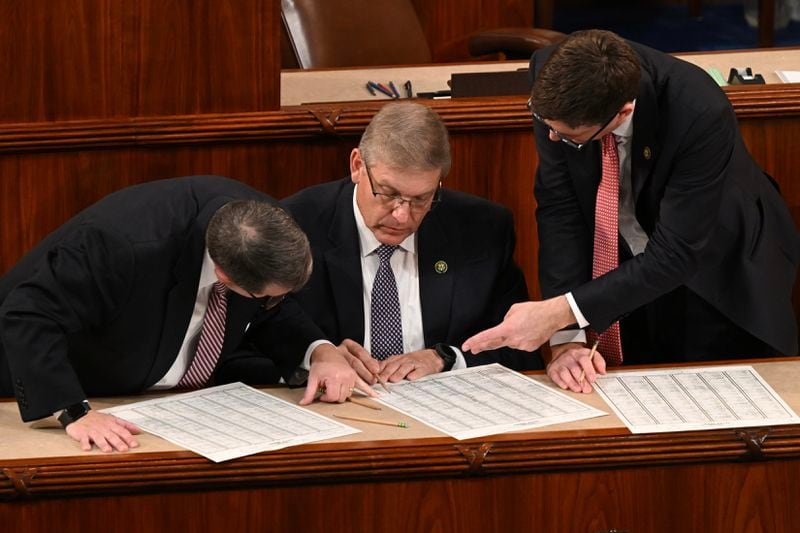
[
  {"xmin": 588, "ymin": 133, "xmax": 624, "ymax": 366},
  {"xmin": 178, "ymin": 281, "xmax": 229, "ymax": 389}
]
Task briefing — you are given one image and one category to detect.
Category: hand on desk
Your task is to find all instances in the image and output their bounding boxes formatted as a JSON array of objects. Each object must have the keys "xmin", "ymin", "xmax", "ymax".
[
  {"xmin": 461, "ymin": 296, "xmax": 575, "ymax": 354},
  {"xmin": 301, "ymin": 343, "xmax": 376, "ymax": 405},
  {"xmin": 337, "ymin": 338, "xmax": 443, "ymax": 382},
  {"xmin": 378, "ymin": 350, "xmax": 443, "ymax": 382},
  {"xmin": 65, "ymin": 411, "xmax": 141, "ymax": 453},
  {"xmin": 547, "ymin": 342, "xmax": 607, "ymax": 394}
]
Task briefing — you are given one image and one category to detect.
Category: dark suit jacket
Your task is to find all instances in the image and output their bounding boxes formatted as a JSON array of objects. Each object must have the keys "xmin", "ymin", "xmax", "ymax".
[
  {"xmin": 0, "ymin": 176, "xmax": 304, "ymax": 421},
  {"xmin": 276, "ymin": 178, "xmax": 542, "ymax": 371},
  {"xmin": 530, "ymin": 41, "xmax": 800, "ymax": 355}
]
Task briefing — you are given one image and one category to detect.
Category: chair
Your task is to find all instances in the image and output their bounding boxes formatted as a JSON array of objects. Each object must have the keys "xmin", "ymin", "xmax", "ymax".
[{"xmin": 280, "ymin": 0, "xmax": 566, "ymax": 69}]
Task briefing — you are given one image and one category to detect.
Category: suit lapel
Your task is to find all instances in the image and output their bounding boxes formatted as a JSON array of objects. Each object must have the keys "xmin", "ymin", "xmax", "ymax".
[
  {"xmin": 631, "ymin": 69, "xmax": 659, "ymax": 204},
  {"xmin": 418, "ymin": 207, "xmax": 454, "ymax": 346},
  {"xmin": 325, "ymin": 183, "xmax": 366, "ymax": 342},
  {"xmin": 144, "ymin": 197, "xmax": 230, "ymax": 386}
]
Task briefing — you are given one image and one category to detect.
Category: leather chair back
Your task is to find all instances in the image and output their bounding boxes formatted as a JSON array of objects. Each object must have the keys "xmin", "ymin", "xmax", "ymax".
[{"xmin": 281, "ymin": 0, "xmax": 432, "ymax": 68}]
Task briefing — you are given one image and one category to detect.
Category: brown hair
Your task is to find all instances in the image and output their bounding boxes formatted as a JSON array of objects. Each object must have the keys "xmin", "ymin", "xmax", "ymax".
[
  {"xmin": 359, "ymin": 102, "xmax": 451, "ymax": 177},
  {"xmin": 531, "ymin": 30, "xmax": 640, "ymax": 128},
  {"xmin": 206, "ymin": 200, "xmax": 312, "ymax": 293}
]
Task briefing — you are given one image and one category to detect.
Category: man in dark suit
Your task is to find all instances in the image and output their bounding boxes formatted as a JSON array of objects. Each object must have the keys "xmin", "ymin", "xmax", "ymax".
[
  {"xmin": 274, "ymin": 103, "xmax": 541, "ymax": 390},
  {"xmin": 0, "ymin": 175, "xmax": 366, "ymax": 452},
  {"xmin": 464, "ymin": 30, "xmax": 799, "ymax": 392}
]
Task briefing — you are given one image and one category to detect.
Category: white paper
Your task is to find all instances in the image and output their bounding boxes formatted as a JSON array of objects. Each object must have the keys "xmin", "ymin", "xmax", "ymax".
[
  {"xmin": 776, "ymin": 70, "xmax": 800, "ymax": 83},
  {"xmin": 375, "ymin": 364, "xmax": 606, "ymax": 440},
  {"xmin": 103, "ymin": 383, "xmax": 359, "ymax": 462},
  {"xmin": 593, "ymin": 365, "xmax": 800, "ymax": 434}
]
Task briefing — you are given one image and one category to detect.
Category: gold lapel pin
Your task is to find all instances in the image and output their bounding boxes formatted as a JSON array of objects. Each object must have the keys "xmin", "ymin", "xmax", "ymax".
[
  {"xmin": 643, "ymin": 146, "xmax": 652, "ymax": 160},
  {"xmin": 434, "ymin": 260, "xmax": 448, "ymax": 274}
]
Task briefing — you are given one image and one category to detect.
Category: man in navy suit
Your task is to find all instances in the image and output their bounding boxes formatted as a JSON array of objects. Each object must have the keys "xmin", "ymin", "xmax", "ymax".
[
  {"xmin": 274, "ymin": 103, "xmax": 541, "ymax": 389},
  {"xmin": 465, "ymin": 30, "xmax": 799, "ymax": 392},
  {"xmin": 0, "ymin": 176, "xmax": 367, "ymax": 452}
]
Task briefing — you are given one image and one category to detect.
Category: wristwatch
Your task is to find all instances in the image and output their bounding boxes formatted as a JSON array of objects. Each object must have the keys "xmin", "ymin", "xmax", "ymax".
[
  {"xmin": 57, "ymin": 400, "xmax": 91, "ymax": 428},
  {"xmin": 432, "ymin": 343, "xmax": 457, "ymax": 371}
]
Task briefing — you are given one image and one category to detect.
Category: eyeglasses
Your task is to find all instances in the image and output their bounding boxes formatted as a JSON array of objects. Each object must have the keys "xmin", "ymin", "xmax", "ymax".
[
  {"xmin": 527, "ymin": 98, "xmax": 617, "ymax": 151},
  {"xmin": 364, "ymin": 164, "xmax": 442, "ymax": 214},
  {"xmin": 247, "ymin": 292, "xmax": 285, "ymax": 310}
]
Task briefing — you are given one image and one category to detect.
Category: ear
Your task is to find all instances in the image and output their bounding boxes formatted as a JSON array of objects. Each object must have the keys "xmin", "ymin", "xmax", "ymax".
[
  {"xmin": 213, "ymin": 264, "xmax": 232, "ymax": 285},
  {"xmin": 350, "ymin": 148, "xmax": 364, "ymax": 184},
  {"xmin": 618, "ymin": 101, "xmax": 635, "ymax": 121}
]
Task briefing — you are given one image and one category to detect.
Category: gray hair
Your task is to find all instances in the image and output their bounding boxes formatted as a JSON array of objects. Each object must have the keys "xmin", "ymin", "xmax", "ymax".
[
  {"xmin": 206, "ymin": 200, "xmax": 311, "ymax": 293},
  {"xmin": 359, "ymin": 102, "xmax": 451, "ymax": 176}
]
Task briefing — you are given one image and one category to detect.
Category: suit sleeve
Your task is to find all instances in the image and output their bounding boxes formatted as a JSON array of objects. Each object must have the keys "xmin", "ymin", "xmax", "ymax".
[
  {"xmin": 573, "ymin": 103, "xmax": 738, "ymax": 331},
  {"xmin": 0, "ymin": 227, "xmax": 134, "ymax": 421},
  {"xmin": 465, "ymin": 208, "xmax": 544, "ymax": 371},
  {"xmin": 214, "ymin": 297, "xmax": 327, "ymax": 385}
]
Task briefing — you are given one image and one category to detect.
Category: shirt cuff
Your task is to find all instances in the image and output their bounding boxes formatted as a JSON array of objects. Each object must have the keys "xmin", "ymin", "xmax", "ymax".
[
  {"xmin": 450, "ymin": 346, "xmax": 467, "ymax": 371},
  {"xmin": 565, "ymin": 291, "xmax": 590, "ymax": 328},
  {"xmin": 301, "ymin": 340, "xmax": 335, "ymax": 370},
  {"xmin": 549, "ymin": 329, "xmax": 587, "ymax": 346}
]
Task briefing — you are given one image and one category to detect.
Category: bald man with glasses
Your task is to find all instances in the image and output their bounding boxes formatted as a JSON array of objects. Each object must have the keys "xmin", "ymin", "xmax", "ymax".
[{"xmin": 243, "ymin": 103, "xmax": 542, "ymax": 396}]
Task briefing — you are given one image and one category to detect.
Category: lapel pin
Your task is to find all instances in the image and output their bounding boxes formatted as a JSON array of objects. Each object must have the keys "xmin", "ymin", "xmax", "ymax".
[
  {"xmin": 643, "ymin": 146, "xmax": 652, "ymax": 160},
  {"xmin": 434, "ymin": 260, "xmax": 448, "ymax": 274}
]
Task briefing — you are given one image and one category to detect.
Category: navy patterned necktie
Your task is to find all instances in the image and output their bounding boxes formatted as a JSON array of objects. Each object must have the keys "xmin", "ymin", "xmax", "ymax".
[{"xmin": 370, "ymin": 244, "xmax": 404, "ymax": 360}]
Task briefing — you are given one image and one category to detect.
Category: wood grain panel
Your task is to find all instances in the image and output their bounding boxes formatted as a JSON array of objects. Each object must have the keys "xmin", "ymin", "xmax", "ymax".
[
  {"xmin": 4, "ymin": 459, "xmax": 800, "ymax": 532},
  {"xmin": 0, "ymin": 0, "xmax": 280, "ymax": 124},
  {"xmin": 410, "ymin": 0, "xmax": 534, "ymax": 60}
]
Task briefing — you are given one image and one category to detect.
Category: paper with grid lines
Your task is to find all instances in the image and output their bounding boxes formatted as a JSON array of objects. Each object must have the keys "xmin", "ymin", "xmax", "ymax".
[
  {"xmin": 593, "ymin": 365, "xmax": 799, "ymax": 434},
  {"xmin": 375, "ymin": 364, "xmax": 606, "ymax": 440},
  {"xmin": 103, "ymin": 383, "xmax": 358, "ymax": 462}
]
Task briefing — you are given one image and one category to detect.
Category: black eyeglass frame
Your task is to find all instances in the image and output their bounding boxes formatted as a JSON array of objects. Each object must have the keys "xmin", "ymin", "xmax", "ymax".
[
  {"xmin": 527, "ymin": 98, "xmax": 617, "ymax": 151},
  {"xmin": 364, "ymin": 164, "xmax": 442, "ymax": 213},
  {"xmin": 246, "ymin": 292, "xmax": 285, "ymax": 310}
]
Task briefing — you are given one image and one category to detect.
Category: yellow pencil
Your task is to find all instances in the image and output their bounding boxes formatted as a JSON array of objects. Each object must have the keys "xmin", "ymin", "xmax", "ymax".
[
  {"xmin": 578, "ymin": 339, "xmax": 600, "ymax": 386},
  {"xmin": 334, "ymin": 414, "xmax": 408, "ymax": 428},
  {"xmin": 347, "ymin": 396, "xmax": 382, "ymax": 410}
]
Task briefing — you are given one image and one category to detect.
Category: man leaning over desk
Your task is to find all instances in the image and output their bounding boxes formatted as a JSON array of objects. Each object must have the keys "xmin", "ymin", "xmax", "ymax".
[
  {"xmin": 226, "ymin": 103, "xmax": 542, "ymax": 397},
  {"xmin": 0, "ymin": 176, "xmax": 370, "ymax": 453},
  {"xmin": 464, "ymin": 30, "xmax": 800, "ymax": 390}
]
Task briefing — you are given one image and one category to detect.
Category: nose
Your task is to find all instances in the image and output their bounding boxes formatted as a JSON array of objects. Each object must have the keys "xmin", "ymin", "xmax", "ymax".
[
  {"xmin": 548, "ymin": 129, "xmax": 560, "ymax": 142},
  {"xmin": 391, "ymin": 200, "xmax": 411, "ymax": 223}
]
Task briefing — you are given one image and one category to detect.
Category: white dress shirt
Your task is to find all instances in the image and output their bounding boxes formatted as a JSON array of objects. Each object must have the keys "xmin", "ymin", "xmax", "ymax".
[
  {"xmin": 552, "ymin": 106, "xmax": 650, "ymax": 345},
  {"xmin": 300, "ymin": 185, "xmax": 466, "ymax": 370}
]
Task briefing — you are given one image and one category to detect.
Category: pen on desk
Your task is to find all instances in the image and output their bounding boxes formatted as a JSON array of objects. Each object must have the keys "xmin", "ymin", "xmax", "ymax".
[
  {"xmin": 365, "ymin": 82, "xmax": 376, "ymax": 96},
  {"xmin": 368, "ymin": 81, "xmax": 394, "ymax": 98},
  {"xmin": 388, "ymin": 81, "xmax": 401, "ymax": 98},
  {"xmin": 578, "ymin": 339, "xmax": 600, "ymax": 386},
  {"xmin": 404, "ymin": 80, "xmax": 413, "ymax": 98},
  {"xmin": 347, "ymin": 396, "xmax": 382, "ymax": 410},
  {"xmin": 377, "ymin": 82, "xmax": 396, "ymax": 98},
  {"xmin": 334, "ymin": 414, "xmax": 408, "ymax": 428}
]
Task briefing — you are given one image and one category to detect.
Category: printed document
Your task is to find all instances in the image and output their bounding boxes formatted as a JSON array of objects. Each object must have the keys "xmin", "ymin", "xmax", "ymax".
[
  {"xmin": 593, "ymin": 365, "xmax": 800, "ymax": 434},
  {"xmin": 376, "ymin": 364, "xmax": 606, "ymax": 440},
  {"xmin": 103, "ymin": 383, "xmax": 359, "ymax": 462}
]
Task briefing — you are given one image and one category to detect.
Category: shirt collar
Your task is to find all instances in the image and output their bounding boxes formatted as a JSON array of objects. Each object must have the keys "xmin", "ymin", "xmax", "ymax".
[
  {"xmin": 612, "ymin": 99, "xmax": 635, "ymax": 139},
  {"xmin": 352, "ymin": 184, "xmax": 416, "ymax": 258},
  {"xmin": 199, "ymin": 248, "xmax": 218, "ymax": 289}
]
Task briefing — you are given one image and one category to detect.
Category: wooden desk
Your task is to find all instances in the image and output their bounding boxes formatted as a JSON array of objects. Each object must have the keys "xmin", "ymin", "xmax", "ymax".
[{"xmin": 2, "ymin": 359, "xmax": 799, "ymax": 533}]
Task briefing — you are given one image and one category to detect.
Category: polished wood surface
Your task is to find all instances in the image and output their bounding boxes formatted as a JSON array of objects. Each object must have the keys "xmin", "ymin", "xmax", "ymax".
[
  {"xmin": 411, "ymin": 0, "xmax": 533, "ymax": 61},
  {"xmin": 0, "ymin": 0, "xmax": 280, "ymax": 124},
  {"xmin": 2, "ymin": 359, "xmax": 800, "ymax": 532}
]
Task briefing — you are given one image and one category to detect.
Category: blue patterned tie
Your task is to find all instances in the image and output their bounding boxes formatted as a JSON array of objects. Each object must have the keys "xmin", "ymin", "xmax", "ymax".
[{"xmin": 370, "ymin": 244, "xmax": 404, "ymax": 360}]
